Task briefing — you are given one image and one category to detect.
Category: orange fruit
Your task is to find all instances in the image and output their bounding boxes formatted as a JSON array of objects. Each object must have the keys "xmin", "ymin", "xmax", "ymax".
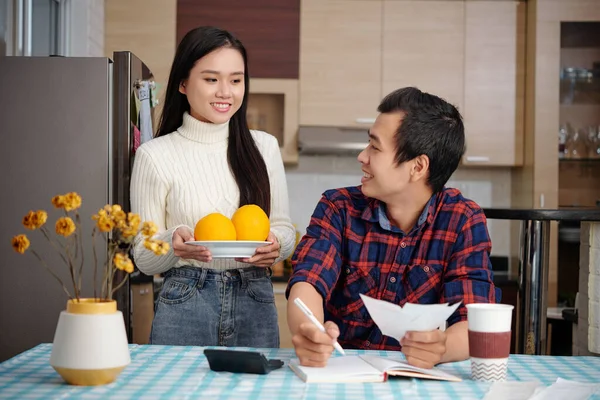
[
  {"xmin": 194, "ymin": 213, "xmax": 237, "ymax": 241},
  {"xmin": 231, "ymin": 205, "xmax": 270, "ymax": 241}
]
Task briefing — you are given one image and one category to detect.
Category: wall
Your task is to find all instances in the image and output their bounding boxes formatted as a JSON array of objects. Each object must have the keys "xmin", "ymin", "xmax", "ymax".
[
  {"xmin": 104, "ymin": 0, "xmax": 176, "ymax": 105},
  {"xmin": 70, "ymin": 0, "xmax": 104, "ymax": 57},
  {"xmin": 286, "ymin": 155, "xmax": 513, "ymax": 259}
]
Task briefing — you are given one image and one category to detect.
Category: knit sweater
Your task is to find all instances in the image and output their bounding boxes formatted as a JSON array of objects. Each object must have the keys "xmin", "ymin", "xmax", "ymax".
[{"xmin": 130, "ymin": 112, "xmax": 296, "ymax": 274}]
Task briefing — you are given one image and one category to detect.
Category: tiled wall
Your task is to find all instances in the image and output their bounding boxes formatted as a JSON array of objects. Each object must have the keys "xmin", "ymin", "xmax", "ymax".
[{"xmin": 285, "ymin": 155, "xmax": 512, "ymax": 257}]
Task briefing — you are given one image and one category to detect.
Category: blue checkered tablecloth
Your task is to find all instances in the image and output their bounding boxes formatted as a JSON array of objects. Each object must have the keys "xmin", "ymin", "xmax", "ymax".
[{"xmin": 0, "ymin": 344, "xmax": 599, "ymax": 399}]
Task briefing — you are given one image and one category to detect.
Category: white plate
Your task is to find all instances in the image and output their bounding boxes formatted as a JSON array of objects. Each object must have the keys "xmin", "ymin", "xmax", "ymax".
[{"xmin": 184, "ymin": 240, "xmax": 272, "ymax": 258}]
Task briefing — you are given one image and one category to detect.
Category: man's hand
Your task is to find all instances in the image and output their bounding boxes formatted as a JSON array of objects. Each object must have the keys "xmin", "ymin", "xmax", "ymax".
[
  {"xmin": 292, "ymin": 321, "xmax": 340, "ymax": 367},
  {"xmin": 172, "ymin": 226, "xmax": 212, "ymax": 262},
  {"xmin": 400, "ymin": 329, "xmax": 447, "ymax": 369}
]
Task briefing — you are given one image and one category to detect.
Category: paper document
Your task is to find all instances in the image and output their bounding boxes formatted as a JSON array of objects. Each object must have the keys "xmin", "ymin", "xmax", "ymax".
[
  {"xmin": 359, "ymin": 294, "xmax": 461, "ymax": 341},
  {"xmin": 483, "ymin": 381, "xmax": 542, "ymax": 400},
  {"xmin": 528, "ymin": 378, "xmax": 600, "ymax": 400}
]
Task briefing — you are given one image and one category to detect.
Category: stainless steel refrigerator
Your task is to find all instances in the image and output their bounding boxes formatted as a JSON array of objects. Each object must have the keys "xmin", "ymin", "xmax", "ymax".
[{"xmin": 0, "ymin": 52, "xmax": 155, "ymax": 362}]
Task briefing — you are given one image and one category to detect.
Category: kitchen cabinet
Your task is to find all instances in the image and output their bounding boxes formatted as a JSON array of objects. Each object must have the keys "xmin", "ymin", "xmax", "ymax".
[
  {"xmin": 131, "ymin": 282, "xmax": 154, "ymax": 345},
  {"xmin": 177, "ymin": 0, "xmax": 300, "ymax": 79},
  {"xmin": 298, "ymin": 0, "xmax": 525, "ymax": 166},
  {"xmin": 382, "ymin": 1, "xmax": 465, "ymax": 113},
  {"xmin": 299, "ymin": 0, "xmax": 382, "ymax": 127},
  {"xmin": 274, "ymin": 283, "xmax": 293, "ymax": 348},
  {"xmin": 462, "ymin": 1, "xmax": 526, "ymax": 166}
]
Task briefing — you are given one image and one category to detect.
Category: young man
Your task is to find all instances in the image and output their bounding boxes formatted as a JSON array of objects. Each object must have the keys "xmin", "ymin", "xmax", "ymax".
[{"xmin": 286, "ymin": 87, "xmax": 501, "ymax": 369}]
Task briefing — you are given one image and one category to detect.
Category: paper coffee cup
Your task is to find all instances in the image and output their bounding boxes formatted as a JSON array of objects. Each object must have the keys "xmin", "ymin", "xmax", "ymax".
[{"xmin": 466, "ymin": 303, "xmax": 514, "ymax": 382}]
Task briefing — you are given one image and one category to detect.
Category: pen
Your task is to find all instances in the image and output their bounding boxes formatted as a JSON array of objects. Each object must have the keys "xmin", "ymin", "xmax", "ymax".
[{"xmin": 294, "ymin": 297, "xmax": 346, "ymax": 356}]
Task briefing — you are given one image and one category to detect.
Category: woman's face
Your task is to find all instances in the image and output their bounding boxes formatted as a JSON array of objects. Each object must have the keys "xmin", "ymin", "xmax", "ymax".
[{"xmin": 180, "ymin": 47, "xmax": 245, "ymax": 124}]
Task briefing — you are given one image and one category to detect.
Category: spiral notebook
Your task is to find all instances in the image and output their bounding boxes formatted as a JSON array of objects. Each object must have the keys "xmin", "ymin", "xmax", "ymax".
[{"xmin": 289, "ymin": 355, "xmax": 462, "ymax": 383}]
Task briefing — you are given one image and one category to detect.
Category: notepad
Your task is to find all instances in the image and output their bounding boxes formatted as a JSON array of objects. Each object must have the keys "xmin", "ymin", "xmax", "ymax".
[{"xmin": 289, "ymin": 355, "xmax": 462, "ymax": 383}]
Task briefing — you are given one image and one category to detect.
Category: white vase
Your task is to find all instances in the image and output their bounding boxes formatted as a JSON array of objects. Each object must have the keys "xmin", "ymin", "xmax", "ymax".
[{"xmin": 49, "ymin": 299, "xmax": 131, "ymax": 386}]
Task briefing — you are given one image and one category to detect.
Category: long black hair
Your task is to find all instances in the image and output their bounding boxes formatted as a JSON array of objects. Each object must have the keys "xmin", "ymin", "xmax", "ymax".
[{"xmin": 156, "ymin": 26, "xmax": 271, "ymax": 215}]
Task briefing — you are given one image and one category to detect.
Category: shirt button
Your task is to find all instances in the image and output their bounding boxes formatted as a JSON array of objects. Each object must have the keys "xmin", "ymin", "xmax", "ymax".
[
  {"xmin": 390, "ymin": 277, "xmax": 396, "ymax": 283},
  {"xmin": 400, "ymin": 242, "xmax": 407, "ymax": 248},
  {"xmin": 346, "ymin": 268, "xmax": 351, "ymax": 274},
  {"xmin": 365, "ymin": 341, "xmax": 370, "ymax": 347},
  {"xmin": 423, "ymin": 266, "xmax": 430, "ymax": 273}
]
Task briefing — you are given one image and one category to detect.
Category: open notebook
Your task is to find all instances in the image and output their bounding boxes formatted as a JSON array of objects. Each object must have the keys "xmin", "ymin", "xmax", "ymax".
[{"xmin": 289, "ymin": 355, "xmax": 462, "ymax": 383}]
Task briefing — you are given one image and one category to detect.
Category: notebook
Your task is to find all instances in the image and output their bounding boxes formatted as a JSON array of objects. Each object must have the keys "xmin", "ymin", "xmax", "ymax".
[{"xmin": 289, "ymin": 355, "xmax": 462, "ymax": 383}]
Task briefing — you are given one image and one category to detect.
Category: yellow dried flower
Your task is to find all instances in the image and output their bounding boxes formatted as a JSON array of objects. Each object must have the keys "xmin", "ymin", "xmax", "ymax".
[
  {"xmin": 144, "ymin": 239, "xmax": 170, "ymax": 256},
  {"xmin": 63, "ymin": 192, "xmax": 82, "ymax": 212},
  {"xmin": 14, "ymin": 195, "xmax": 167, "ymax": 302},
  {"xmin": 22, "ymin": 211, "xmax": 36, "ymax": 230},
  {"xmin": 55, "ymin": 217, "xmax": 76, "ymax": 237},
  {"xmin": 117, "ymin": 213, "xmax": 140, "ymax": 238},
  {"xmin": 141, "ymin": 221, "xmax": 158, "ymax": 238},
  {"xmin": 144, "ymin": 239, "xmax": 159, "ymax": 253},
  {"xmin": 32, "ymin": 210, "xmax": 48, "ymax": 228},
  {"xmin": 113, "ymin": 210, "xmax": 127, "ymax": 224},
  {"xmin": 156, "ymin": 241, "xmax": 170, "ymax": 255},
  {"xmin": 91, "ymin": 209, "xmax": 107, "ymax": 221},
  {"xmin": 51, "ymin": 195, "xmax": 66, "ymax": 209},
  {"xmin": 11, "ymin": 234, "xmax": 30, "ymax": 254},
  {"xmin": 96, "ymin": 215, "xmax": 114, "ymax": 232},
  {"xmin": 114, "ymin": 252, "xmax": 134, "ymax": 273}
]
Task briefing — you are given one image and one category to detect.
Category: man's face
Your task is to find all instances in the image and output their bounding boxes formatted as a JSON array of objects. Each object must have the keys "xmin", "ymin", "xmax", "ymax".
[{"xmin": 357, "ymin": 112, "xmax": 414, "ymax": 202}]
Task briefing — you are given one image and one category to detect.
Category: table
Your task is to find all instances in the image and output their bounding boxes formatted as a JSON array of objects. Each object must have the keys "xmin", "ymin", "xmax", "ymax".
[
  {"xmin": 1, "ymin": 344, "xmax": 599, "ymax": 399},
  {"xmin": 483, "ymin": 207, "xmax": 600, "ymax": 355}
]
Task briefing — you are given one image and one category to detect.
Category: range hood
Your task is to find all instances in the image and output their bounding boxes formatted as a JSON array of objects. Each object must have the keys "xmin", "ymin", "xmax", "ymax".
[{"xmin": 298, "ymin": 126, "xmax": 368, "ymax": 156}]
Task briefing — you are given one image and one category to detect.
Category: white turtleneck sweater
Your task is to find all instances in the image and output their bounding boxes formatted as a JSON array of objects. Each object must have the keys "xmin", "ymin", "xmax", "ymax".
[{"xmin": 130, "ymin": 112, "xmax": 296, "ymax": 274}]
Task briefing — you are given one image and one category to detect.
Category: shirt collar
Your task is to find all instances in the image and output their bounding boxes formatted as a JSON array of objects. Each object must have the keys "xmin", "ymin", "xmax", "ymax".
[{"xmin": 362, "ymin": 193, "xmax": 437, "ymax": 234}]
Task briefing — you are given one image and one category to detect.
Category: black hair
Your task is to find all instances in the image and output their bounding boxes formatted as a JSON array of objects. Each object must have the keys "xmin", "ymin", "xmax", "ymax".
[
  {"xmin": 377, "ymin": 87, "xmax": 465, "ymax": 193},
  {"xmin": 156, "ymin": 26, "xmax": 271, "ymax": 215}
]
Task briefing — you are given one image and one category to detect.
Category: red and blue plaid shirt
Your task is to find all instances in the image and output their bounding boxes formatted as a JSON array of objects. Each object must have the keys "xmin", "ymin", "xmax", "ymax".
[{"xmin": 286, "ymin": 186, "xmax": 500, "ymax": 351}]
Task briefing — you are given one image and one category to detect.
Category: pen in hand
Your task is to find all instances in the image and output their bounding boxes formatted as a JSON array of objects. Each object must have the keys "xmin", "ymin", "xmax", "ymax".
[{"xmin": 294, "ymin": 298, "xmax": 346, "ymax": 356}]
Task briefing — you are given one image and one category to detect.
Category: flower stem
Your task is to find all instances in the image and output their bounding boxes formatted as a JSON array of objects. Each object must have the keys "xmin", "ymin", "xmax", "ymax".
[
  {"xmin": 75, "ymin": 212, "xmax": 85, "ymax": 296},
  {"xmin": 30, "ymin": 249, "xmax": 73, "ymax": 300},
  {"xmin": 108, "ymin": 250, "xmax": 117, "ymax": 298},
  {"xmin": 92, "ymin": 228, "xmax": 98, "ymax": 300},
  {"xmin": 111, "ymin": 270, "xmax": 129, "ymax": 296},
  {"xmin": 40, "ymin": 227, "xmax": 69, "ymax": 264},
  {"xmin": 64, "ymin": 242, "xmax": 79, "ymax": 301}
]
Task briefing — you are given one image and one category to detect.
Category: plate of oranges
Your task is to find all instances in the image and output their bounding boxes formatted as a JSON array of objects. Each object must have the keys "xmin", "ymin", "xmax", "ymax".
[{"xmin": 185, "ymin": 205, "xmax": 272, "ymax": 258}]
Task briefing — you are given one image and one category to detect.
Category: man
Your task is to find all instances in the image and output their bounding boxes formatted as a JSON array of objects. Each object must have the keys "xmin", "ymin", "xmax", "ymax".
[{"xmin": 286, "ymin": 87, "xmax": 500, "ymax": 369}]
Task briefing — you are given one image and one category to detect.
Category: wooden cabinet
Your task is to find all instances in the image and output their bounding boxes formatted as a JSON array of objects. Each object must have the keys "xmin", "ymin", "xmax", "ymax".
[
  {"xmin": 462, "ymin": 1, "xmax": 526, "ymax": 166},
  {"xmin": 177, "ymin": 0, "xmax": 300, "ymax": 79},
  {"xmin": 274, "ymin": 283, "xmax": 293, "ymax": 348},
  {"xmin": 382, "ymin": 1, "xmax": 465, "ymax": 112},
  {"xmin": 299, "ymin": 0, "xmax": 382, "ymax": 127},
  {"xmin": 298, "ymin": 0, "xmax": 525, "ymax": 166},
  {"xmin": 131, "ymin": 282, "xmax": 154, "ymax": 345}
]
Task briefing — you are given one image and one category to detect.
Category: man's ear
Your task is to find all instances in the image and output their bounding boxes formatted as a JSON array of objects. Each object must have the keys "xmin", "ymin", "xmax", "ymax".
[{"xmin": 411, "ymin": 155, "xmax": 430, "ymax": 182}]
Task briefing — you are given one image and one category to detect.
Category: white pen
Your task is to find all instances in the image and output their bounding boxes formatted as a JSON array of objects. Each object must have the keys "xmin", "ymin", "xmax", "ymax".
[{"xmin": 294, "ymin": 297, "xmax": 346, "ymax": 356}]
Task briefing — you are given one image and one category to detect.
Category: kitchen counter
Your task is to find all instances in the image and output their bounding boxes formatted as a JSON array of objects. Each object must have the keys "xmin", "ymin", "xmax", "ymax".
[
  {"xmin": 482, "ymin": 207, "xmax": 600, "ymax": 355},
  {"xmin": 483, "ymin": 207, "xmax": 600, "ymax": 221}
]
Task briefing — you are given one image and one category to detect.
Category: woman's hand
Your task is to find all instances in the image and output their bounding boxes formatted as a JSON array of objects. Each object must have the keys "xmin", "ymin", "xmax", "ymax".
[
  {"xmin": 171, "ymin": 226, "xmax": 212, "ymax": 263},
  {"xmin": 235, "ymin": 231, "xmax": 280, "ymax": 267}
]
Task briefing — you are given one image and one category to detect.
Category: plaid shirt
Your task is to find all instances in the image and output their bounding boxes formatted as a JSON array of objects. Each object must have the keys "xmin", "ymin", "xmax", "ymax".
[{"xmin": 287, "ymin": 186, "xmax": 500, "ymax": 351}]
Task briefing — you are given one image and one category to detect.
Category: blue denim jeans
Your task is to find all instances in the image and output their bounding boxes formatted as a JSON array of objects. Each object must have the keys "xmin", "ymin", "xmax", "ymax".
[{"xmin": 150, "ymin": 266, "xmax": 280, "ymax": 348}]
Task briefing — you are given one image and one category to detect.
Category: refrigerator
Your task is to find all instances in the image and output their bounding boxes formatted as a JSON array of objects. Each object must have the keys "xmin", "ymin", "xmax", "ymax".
[{"xmin": 0, "ymin": 52, "xmax": 155, "ymax": 362}]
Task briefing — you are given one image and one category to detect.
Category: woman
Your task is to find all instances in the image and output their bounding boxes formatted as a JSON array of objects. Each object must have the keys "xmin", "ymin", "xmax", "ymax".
[{"xmin": 130, "ymin": 26, "xmax": 295, "ymax": 348}]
